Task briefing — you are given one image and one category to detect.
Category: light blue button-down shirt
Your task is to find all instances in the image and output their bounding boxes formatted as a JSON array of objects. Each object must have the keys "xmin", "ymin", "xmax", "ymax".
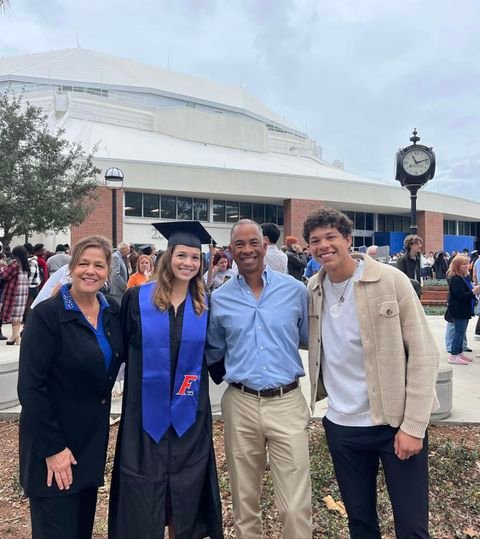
[{"xmin": 206, "ymin": 266, "xmax": 308, "ymax": 390}]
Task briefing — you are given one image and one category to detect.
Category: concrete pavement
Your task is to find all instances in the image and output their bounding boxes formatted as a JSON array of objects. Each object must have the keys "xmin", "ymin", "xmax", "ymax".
[{"xmin": 1, "ymin": 316, "xmax": 479, "ymax": 424}]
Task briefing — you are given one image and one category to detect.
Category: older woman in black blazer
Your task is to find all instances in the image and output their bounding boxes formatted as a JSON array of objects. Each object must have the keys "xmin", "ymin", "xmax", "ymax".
[
  {"xmin": 446, "ymin": 254, "xmax": 480, "ymax": 365},
  {"xmin": 18, "ymin": 236, "xmax": 124, "ymax": 539}
]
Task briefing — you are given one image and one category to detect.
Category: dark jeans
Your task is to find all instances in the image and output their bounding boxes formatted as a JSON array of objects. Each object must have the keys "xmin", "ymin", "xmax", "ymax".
[
  {"xmin": 323, "ymin": 417, "xmax": 430, "ymax": 539},
  {"xmin": 451, "ymin": 318, "xmax": 469, "ymax": 355},
  {"xmin": 30, "ymin": 487, "xmax": 98, "ymax": 539}
]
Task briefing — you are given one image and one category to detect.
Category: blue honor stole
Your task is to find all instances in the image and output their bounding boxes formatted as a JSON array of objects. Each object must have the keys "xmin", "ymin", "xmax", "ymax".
[{"xmin": 139, "ymin": 282, "xmax": 208, "ymax": 442}]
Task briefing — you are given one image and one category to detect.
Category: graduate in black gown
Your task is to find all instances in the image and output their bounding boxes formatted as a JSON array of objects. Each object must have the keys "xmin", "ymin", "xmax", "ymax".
[{"xmin": 108, "ymin": 222, "xmax": 223, "ymax": 539}]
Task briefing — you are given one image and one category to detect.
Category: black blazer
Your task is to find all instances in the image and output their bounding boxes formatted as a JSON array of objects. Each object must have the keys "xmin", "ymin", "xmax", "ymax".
[
  {"xmin": 18, "ymin": 291, "xmax": 124, "ymax": 497},
  {"xmin": 447, "ymin": 275, "xmax": 475, "ymax": 320}
]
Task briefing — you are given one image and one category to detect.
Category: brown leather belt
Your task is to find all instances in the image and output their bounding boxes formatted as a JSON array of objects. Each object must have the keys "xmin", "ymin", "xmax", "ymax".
[{"xmin": 230, "ymin": 380, "xmax": 299, "ymax": 398}]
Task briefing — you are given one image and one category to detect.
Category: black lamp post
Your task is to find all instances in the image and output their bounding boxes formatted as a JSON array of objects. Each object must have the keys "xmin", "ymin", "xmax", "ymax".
[
  {"xmin": 104, "ymin": 167, "xmax": 124, "ymax": 248},
  {"xmin": 395, "ymin": 129, "xmax": 436, "ymax": 235}
]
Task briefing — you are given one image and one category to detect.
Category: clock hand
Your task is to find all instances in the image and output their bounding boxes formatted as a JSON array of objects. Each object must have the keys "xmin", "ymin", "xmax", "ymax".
[
  {"xmin": 412, "ymin": 155, "xmax": 418, "ymax": 164},
  {"xmin": 416, "ymin": 159, "xmax": 429, "ymax": 164}
]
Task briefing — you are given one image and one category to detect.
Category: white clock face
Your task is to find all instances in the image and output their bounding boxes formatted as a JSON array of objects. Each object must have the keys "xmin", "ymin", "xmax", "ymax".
[{"xmin": 402, "ymin": 149, "xmax": 431, "ymax": 176}]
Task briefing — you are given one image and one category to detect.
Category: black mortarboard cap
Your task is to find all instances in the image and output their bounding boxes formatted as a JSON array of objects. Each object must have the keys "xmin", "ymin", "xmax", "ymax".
[{"xmin": 152, "ymin": 221, "xmax": 215, "ymax": 249}]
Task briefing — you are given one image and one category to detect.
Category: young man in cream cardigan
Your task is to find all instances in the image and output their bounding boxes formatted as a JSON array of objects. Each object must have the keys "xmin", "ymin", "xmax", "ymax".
[{"xmin": 304, "ymin": 208, "xmax": 439, "ymax": 539}]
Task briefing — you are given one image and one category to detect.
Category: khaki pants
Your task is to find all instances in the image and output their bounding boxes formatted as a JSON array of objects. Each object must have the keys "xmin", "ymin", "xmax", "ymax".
[{"xmin": 221, "ymin": 385, "xmax": 312, "ymax": 539}]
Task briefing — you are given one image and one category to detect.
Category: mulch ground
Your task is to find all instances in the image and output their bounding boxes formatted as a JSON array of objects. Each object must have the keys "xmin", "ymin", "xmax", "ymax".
[{"xmin": 0, "ymin": 420, "xmax": 479, "ymax": 538}]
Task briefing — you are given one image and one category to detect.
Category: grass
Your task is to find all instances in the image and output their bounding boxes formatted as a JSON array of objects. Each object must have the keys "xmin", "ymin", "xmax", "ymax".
[{"xmin": 424, "ymin": 305, "xmax": 447, "ymax": 316}]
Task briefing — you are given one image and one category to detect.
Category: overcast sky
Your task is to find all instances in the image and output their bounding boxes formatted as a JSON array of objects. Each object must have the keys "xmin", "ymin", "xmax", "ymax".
[{"xmin": 1, "ymin": 0, "xmax": 479, "ymax": 200}]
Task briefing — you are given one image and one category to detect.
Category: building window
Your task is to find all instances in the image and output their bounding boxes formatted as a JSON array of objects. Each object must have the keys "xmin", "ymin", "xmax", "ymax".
[
  {"xmin": 458, "ymin": 221, "xmax": 472, "ymax": 236},
  {"xmin": 226, "ymin": 201, "xmax": 239, "ymax": 223},
  {"xmin": 161, "ymin": 195, "xmax": 176, "ymax": 219},
  {"xmin": 394, "ymin": 216, "xmax": 402, "ymax": 232},
  {"xmin": 213, "ymin": 200, "xmax": 226, "ymax": 222},
  {"xmin": 444, "ymin": 220, "xmax": 456, "ymax": 235},
  {"xmin": 277, "ymin": 206, "xmax": 284, "ymax": 226},
  {"xmin": 143, "ymin": 194, "xmax": 160, "ymax": 218},
  {"xmin": 193, "ymin": 198, "xmax": 208, "ymax": 221},
  {"xmin": 252, "ymin": 203, "xmax": 264, "ymax": 224},
  {"xmin": 354, "ymin": 212, "xmax": 366, "ymax": 230},
  {"xmin": 377, "ymin": 214, "xmax": 385, "ymax": 232},
  {"xmin": 365, "ymin": 213, "xmax": 374, "ymax": 231},
  {"xmin": 177, "ymin": 197, "xmax": 193, "ymax": 220},
  {"xmin": 265, "ymin": 204, "xmax": 277, "ymax": 224},
  {"xmin": 125, "ymin": 192, "xmax": 142, "ymax": 217},
  {"xmin": 240, "ymin": 202, "xmax": 252, "ymax": 220}
]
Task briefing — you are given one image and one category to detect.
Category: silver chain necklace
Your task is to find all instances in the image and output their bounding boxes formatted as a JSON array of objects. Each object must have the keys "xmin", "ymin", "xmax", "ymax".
[
  {"xmin": 328, "ymin": 276, "xmax": 353, "ymax": 318},
  {"xmin": 326, "ymin": 260, "xmax": 359, "ymax": 318}
]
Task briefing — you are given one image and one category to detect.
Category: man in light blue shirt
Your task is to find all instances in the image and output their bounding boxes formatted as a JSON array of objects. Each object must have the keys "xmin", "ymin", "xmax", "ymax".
[{"xmin": 207, "ymin": 219, "xmax": 312, "ymax": 539}]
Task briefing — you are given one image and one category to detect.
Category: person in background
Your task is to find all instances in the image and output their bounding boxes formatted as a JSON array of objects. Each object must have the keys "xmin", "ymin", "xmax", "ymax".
[
  {"xmin": 47, "ymin": 244, "xmax": 71, "ymax": 275},
  {"xmin": 304, "ymin": 257, "xmax": 322, "ymax": 280},
  {"xmin": 0, "ymin": 245, "xmax": 6, "ymax": 340},
  {"xmin": 31, "ymin": 264, "xmax": 70, "ymax": 309},
  {"xmin": 0, "ymin": 245, "xmax": 30, "ymax": 344},
  {"xmin": 204, "ymin": 252, "xmax": 235, "ymax": 292},
  {"xmin": 448, "ymin": 250, "xmax": 458, "ymax": 267},
  {"xmin": 34, "ymin": 243, "xmax": 49, "ymax": 289},
  {"xmin": 396, "ymin": 235, "xmax": 423, "ymax": 284},
  {"xmin": 261, "ymin": 222, "xmax": 288, "ymax": 273},
  {"xmin": 473, "ymin": 254, "xmax": 480, "ymax": 340},
  {"xmin": 433, "ymin": 251, "xmax": 448, "ymax": 280},
  {"xmin": 126, "ymin": 254, "xmax": 153, "ymax": 288},
  {"xmin": 285, "ymin": 236, "xmax": 307, "ymax": 281},
  {"xmin": 18, "ymin": 236, "xmax": 123, "ymax": 539},
  {"xmin": 109, "ymin": 221, "xmax": 223, "ymax": 539},
  {"xmin": 109, "ymin": 243, "xmax": 130, "ymax": 306},
  {"xmin": 423, "ymin": 251, "xmax": 435, "ymax": 280},
  {"xmin": 23, "ymin": 243, "xmax": 41, "ymax": 323},
  {"xmin": 128, "ymin": 244, "xmax": 139, "ymax": 274},
  {"xmin": 445, "ymin": 255, "xmax": 480, "ymax": 365},
  {"xmin": 304, "ymin": 208, "xmax": 439, "ymax": 539},
  {"xmin": 469, "ymin": 250, "xmax": 479, "ymax": 280}
]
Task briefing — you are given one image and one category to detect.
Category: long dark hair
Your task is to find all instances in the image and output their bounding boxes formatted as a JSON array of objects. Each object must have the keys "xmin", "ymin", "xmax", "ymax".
[{"xmin": 12, "ymin": 245, "xmax": 30, "ymax": 275}]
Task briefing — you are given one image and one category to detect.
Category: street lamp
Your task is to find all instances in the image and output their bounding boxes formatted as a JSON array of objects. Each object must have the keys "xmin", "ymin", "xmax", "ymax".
[
  {"xmin": 104, "ymin": 167, "xmax": 124, "ymax": 248},
  {"xmin": 395, "ymin": 129, "xmax": 436, "ymax": 235}
]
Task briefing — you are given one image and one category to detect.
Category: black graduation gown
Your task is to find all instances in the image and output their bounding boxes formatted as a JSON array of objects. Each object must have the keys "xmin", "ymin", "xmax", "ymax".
[{"xmin": 108, "ymin": 287, "xmax": 223, "ymax": 539}]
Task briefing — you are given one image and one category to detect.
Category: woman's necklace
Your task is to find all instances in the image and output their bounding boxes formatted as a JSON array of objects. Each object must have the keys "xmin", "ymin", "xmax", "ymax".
[{"xmin": 79, "ymin": 303, "xmax": 100, "ymax": 327}]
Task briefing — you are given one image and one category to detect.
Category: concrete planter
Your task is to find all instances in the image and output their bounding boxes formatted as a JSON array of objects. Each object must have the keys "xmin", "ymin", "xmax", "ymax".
[
  {"xmin": 430, "ymin": 365, "xmax": 453, "ymax": 421},
  {"xmin": 0, "ymin": 349, "xmax": 19, "ymax": 410},
  {"xmin": 421, "ymin": 286, "xmax": 448, "ymax": 307}
]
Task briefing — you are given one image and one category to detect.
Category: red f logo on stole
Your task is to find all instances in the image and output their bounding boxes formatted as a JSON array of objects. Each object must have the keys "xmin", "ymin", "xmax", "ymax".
[{"xmin": 176, "ymin": 375, "xmax": 198, "ymax": 396}]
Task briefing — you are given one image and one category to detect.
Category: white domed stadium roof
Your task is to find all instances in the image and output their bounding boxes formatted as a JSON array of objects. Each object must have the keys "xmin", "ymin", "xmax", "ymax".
[{"xmin": 0, "ymin": 47, "xmax": 298, "ymax": 132}]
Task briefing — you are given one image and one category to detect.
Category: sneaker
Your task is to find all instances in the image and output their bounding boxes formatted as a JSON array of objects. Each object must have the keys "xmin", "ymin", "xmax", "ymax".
[
  {"xmin": 459, "ymin": 353, "xmax": 473, "ymax": 363},
  {"xmin": 448, "ymin": 354, "xmax": 469, "ymax": 365}
]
